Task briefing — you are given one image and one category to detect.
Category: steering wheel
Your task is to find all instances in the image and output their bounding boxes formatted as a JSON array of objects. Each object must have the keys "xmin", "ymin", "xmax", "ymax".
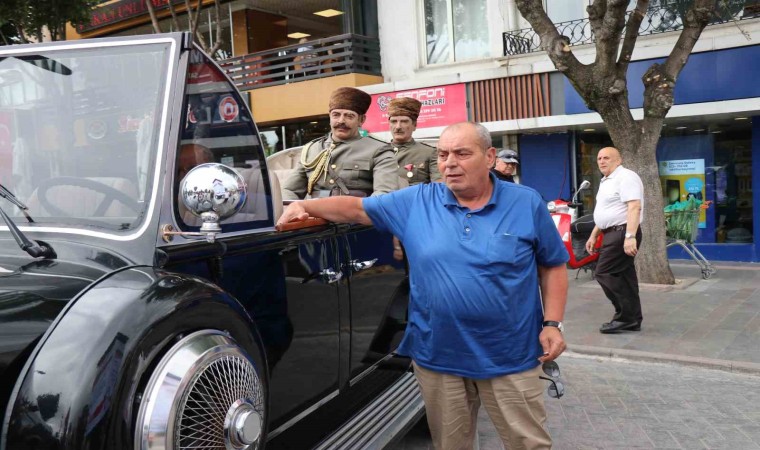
[{"xmin": 36, "ymin": 176, "xmax": 141, "ymax": 217}]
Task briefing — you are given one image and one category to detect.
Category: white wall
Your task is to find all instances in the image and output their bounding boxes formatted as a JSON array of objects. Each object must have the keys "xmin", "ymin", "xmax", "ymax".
[{"xmin": 374, "ymin": 0, "xmax": 760, "ymax": 94}]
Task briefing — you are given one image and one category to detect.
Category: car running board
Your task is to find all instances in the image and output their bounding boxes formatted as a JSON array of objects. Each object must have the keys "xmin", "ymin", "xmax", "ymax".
[{"xmin": 313, "ymin": 371, "xmax": 424, "ymax": 450}]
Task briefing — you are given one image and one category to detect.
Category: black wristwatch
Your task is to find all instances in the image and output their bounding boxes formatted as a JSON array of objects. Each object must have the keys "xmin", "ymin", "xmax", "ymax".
[{"xmin": 543, "ymin": 320, "xmax": 564, "ymax": 333}]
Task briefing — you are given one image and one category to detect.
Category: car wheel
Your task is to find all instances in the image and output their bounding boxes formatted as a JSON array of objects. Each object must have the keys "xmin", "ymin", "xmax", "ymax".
[{"xmin": 134, "ymin": 329, "xmax": 265, "ymax": 450}]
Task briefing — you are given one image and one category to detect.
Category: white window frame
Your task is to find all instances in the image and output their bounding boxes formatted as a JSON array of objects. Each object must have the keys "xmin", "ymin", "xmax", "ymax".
[{"xmin": 419, "ymin": 0, "xmax": 491, "ymax": 66}]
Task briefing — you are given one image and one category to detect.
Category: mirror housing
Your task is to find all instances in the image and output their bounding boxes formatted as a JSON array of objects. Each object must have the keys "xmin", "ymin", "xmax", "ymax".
[{"xmin": 180, "ymin": 163, "xmax": 246, "ymax": 232}]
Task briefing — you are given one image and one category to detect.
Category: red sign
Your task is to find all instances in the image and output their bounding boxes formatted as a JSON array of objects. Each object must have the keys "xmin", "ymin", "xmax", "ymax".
[
  {"xmin": 77, "ymin": 0, "xmax": 188, "ymax": 33},
  {"xmin": 218, "ymin": 96, "xmax": 239, "ymax": 122},
  {"xmin": 364, "ymin": 83, "xmax": 468, "ymax": 133}
]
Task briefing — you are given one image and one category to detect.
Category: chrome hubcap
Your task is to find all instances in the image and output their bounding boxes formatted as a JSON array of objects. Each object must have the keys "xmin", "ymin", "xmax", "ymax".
[{"xmin": 135, "ymin": 330, "xmax": 264, "ymax": 450}]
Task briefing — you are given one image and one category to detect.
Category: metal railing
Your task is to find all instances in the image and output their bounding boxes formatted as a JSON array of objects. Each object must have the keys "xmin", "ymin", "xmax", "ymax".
[
  {"xmin": 503, "ymin": 0, "xmax": 760, "ymax": 55},
  {"xmin": 220, "ymin": 34, "xmax": 381, "ymax": 90}
]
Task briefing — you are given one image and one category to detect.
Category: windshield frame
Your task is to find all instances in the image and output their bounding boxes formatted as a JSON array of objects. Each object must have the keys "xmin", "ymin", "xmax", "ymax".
[{"xmin": 0, "ymin": 35, "xmax": 179, "ymax": 242}]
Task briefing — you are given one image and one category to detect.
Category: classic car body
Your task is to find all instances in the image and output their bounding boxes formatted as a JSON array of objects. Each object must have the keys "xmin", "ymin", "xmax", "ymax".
[{"xmin": 0, "ymin": 33, "xmax": 422, "ymax": 450}]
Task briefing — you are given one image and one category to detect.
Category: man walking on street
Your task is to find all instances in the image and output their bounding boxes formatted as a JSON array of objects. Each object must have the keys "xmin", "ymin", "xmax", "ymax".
[
  {"xmin": 585, "ymin": 147, "xmax": 644, "ymax": 333},
  {"xmin": 277, "ymin": 121, "xmax": 569, "ymax": 450}
]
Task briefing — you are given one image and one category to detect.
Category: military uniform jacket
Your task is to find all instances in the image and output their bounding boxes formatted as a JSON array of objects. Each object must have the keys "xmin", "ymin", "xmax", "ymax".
[
  {"xmin": 281, "ymin": 133, "xmax": 399, "ymax": 200},
  {"xmin": 386, "ymin": 139, "xmax": 441, "ymax": 186}
]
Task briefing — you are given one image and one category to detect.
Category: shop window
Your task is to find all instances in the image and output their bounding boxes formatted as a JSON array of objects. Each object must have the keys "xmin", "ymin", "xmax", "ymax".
[
  {"xmin": 423, "ymin": 0, "xmax": 490, "ymax": 64},
  {"xmin": 713, "ymin": 133, "xmax": 753, "ymax": 243},
  {"xmin": 579, "ymin": 127, "xmax": 753, "ymax": 245}
]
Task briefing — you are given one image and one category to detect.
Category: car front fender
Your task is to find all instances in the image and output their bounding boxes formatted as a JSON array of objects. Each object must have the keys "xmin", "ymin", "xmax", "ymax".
[{"xmin": 1, "ymin": 266, "xmax": 266, "ymax": 450}]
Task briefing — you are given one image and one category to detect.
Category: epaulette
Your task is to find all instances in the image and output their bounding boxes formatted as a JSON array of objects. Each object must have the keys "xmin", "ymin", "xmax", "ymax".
[
  {"xmin": 418, "ymin": 141, "xmax": 436, "ymax": 149},
  {"xmin": 364, "ymin": 134, "xmax": 391, "ymax": 145}
]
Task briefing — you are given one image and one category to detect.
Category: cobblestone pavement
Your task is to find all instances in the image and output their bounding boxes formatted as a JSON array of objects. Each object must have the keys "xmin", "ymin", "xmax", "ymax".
[{"xmin": 392, "ymin": 354, "xmax": 760, "ymax": 449}]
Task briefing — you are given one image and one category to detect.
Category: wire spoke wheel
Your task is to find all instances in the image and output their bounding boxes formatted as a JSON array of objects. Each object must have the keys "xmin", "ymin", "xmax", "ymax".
[{"xmin": 136, "ymin": 330, "xmax": 265, "ymax": 450}]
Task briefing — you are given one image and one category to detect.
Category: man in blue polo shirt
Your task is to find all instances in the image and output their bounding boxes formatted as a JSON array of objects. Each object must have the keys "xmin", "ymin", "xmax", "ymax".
[{"xmin": 277, "ymin": 121, "xmax": 568, "ymax": 450}]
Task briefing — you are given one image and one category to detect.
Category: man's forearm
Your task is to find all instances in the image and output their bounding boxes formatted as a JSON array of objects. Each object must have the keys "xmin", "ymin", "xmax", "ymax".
[
  {"xmin": 626, "ymin": 200, "xmax": 641, "ymax": 234},
  {"xmin": 301, "ymin": 196, "xmax": 372, "ymax": 225},
  {"xmin": 538, "ymin": 264, "xmax": 568, "ymax": 322}
]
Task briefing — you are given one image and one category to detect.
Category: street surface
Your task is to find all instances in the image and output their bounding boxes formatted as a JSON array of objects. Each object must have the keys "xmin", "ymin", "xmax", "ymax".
[{"xmin": 392, "ymin": 354, "xmax": 760, "ymax": 449}]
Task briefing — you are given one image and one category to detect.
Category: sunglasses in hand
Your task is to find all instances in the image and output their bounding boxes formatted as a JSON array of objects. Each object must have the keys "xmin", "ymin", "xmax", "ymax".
[{"xmin": 539, "ymin": 360, "xmax": 565, "ymax": 399}]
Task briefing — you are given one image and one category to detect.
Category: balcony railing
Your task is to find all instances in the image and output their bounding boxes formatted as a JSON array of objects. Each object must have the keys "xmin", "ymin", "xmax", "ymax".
[
  {"xmin": 503, "ymin": 0, "xmax": 760, "ymax": 56},
  {"xmin": 220, "ymin": 34, "xmax": 381, "ymax": 90}
]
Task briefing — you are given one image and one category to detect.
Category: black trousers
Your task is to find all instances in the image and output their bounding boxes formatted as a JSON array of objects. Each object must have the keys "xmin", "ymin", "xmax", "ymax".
[{"xmin": 595, "ymin": 228, "xmax": 643, "ymax": 324}]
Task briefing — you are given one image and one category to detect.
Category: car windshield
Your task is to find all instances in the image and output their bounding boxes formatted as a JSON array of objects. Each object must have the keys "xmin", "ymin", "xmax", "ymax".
[{"xmin": 0, "ymin": 40, "xmax": 172, "ymax": 232}]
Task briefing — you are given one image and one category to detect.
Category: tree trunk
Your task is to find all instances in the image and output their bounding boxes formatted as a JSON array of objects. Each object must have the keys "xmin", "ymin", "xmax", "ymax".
[
  {"xmin": 627, "ymin": 137, "xmax": 676, "ymax": 284},
  {"xmin": 515, "ymin": 0, "xmax": 716, "ymax": 285}
]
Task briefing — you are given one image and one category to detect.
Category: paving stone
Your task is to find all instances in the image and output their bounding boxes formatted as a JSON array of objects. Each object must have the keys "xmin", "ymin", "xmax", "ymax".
[{"xmin": 394, "ymin": 356, "xmax": 760, "ymax": 449}]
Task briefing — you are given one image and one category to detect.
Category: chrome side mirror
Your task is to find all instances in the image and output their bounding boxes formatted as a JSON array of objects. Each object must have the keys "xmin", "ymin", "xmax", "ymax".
[
  {"xmin": 578, "ymin": 180, "xmax": 591, "ymax": 191},
  {"xmin": 180, "ymin": 163, "xmax": 246, "ymax": 232}
]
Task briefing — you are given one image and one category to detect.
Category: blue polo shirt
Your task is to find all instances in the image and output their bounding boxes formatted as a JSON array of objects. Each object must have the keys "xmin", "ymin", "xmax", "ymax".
[{"xmin": 362, "ymin": 176, "xmax": 568, "ymax": 379}]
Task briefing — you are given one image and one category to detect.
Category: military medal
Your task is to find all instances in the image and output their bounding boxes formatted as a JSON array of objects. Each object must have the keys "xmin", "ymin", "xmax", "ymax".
[{"xmin": 404, "ymin": 163, "xmax": 414, "ymax": 178}]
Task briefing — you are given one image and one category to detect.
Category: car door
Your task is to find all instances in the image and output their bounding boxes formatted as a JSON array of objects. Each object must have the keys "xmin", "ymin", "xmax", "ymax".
[
  {"xmin": 161, "ymin": 47, "xmax": 341, "ymax": 436},
  {"xmin": 339, "ymin": 225, "xmax": 409, "ymax": 384}
]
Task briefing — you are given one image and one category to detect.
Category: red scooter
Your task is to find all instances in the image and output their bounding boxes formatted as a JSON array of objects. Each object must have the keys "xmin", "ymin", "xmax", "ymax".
[{"xmin": 548, "ymin": 180, "xmax": 603, "ymax": 278}]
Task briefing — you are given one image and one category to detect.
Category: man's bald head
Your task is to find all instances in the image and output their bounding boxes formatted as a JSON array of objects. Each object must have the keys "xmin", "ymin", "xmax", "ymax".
[
  {"xmin": 597, "ymin": 146, "xmax": 622, "ymax": 177},
  {"xmin": 440, "ymin": 122, "xmax": 492, "ymax": 153}
]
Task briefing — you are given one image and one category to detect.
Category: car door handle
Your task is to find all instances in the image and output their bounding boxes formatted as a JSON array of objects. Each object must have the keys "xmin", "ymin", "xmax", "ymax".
[
  {"xmin": 319, "ymin": 268, "xmax": 343, "ymax": 284},
  {"xmin": 347, "ymin": 258, "xmax": 378, "ymax": 272}
]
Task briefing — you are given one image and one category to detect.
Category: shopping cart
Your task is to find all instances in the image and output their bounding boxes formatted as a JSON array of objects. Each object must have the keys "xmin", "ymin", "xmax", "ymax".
[{"xmin": 665, "ymin": 207, "xmax": 716, "ymax": 279}]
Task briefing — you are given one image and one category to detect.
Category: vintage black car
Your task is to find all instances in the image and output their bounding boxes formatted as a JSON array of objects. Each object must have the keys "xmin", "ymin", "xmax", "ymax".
[{"xmin": 0, "ymin": 33, "xmax": 422, "ymax": 450}]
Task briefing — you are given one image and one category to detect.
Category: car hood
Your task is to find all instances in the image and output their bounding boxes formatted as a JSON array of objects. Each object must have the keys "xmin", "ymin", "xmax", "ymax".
[{"xmin": 0, "ymin": 254, "xmax": 114, "ymax": 380}]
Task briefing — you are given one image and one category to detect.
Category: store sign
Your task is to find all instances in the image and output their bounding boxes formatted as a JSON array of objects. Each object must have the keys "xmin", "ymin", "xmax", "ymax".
[
  {"xmin": 77, "ymin": 0, "xmax": 187, "ymax": 33},
  {"xmin": 364, "ymin": 83, "xmax": 467, "ymax": 133},
  {"xmin": 659, "ymin": 159, "xmax": 707, "ymax": 228}
]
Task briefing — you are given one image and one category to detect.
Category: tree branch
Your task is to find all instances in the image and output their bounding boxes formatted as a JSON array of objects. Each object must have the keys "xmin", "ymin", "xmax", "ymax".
[
  {"xmin": 209, "ymin": 0, "xmax": 224, "ymax": 57},
  {"xmin": 663, "ymin": 0, "xmax": 716, "ymax": 80},
  {"xmin": 145, "ymin": 0, "xmax": 163, "ymax": 33},
  {"xmin": 185, "ymin": 0, "xmax": 208, "ymax": 51},
  {"xmin": 593, "ymin": 0, "xmax": 628, "ymax": 73},
  {"xmin": 515, "ymin": 0, "xmax": 585, "ymax": 74},
  {"xmin": 166, "ymin": 1, "xmax": 180, "ymax": 32},
  {"xmin": 618, "ymin": 0, "xmax": 649, "ymax": 71},
  {"xmin": 642, "ymin": 0, "xmax": 715, "ymax": 119}
]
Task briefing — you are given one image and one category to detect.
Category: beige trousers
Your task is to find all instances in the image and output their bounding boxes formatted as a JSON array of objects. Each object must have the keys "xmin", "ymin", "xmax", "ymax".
[{"xmin": 413, "ymin": 361, "xmax": 551, "ymax": 450}]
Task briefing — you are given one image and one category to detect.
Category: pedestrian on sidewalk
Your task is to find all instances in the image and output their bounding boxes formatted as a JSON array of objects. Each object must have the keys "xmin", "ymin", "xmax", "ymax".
[
  {"xmin": 585, "ymin": 147, "xmax": 644, "ymax": 334},
  {"xmin": 277, "ymin": 121, "xmax": 569, "ymax": 450}
]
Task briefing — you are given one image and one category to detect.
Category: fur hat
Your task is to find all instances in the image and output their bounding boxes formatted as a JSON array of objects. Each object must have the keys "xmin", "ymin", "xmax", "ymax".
[
  {"xmin": 328, "ymin": 87, "xmax": 372, "ymax": 115},
  {"xmin": 388, "ymin": 97, "xmax": 422, "ymax": 121}
]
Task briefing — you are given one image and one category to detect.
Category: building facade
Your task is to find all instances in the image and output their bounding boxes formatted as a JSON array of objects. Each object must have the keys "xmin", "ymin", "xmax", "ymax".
[
  {"xmin": 66, "ymin": 0, "xmax": 382, "ymax": 155},
  {"xmin": 64, "ymin": 0, "xmax": 760, "ymax": 262},
  {"xmin": 365, "ymin": 0, "xmax": 760, "ymax": 262}
]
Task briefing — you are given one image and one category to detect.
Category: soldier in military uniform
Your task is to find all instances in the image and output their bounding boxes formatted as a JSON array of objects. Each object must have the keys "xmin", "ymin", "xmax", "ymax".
[
  {"xmin": 384, "ymin": 97, "xmax": 441, "ymax": 187},
  {"xmin": 281, "ymin": 87, "xmax": 398, "ymax": 200},
  {"xmin": 382, "ymin": 97, "xmax": 441, "ymax": 261}
]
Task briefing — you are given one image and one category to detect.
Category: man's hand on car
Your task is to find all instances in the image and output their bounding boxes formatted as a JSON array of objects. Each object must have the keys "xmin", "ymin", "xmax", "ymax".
[{"xmin": 277, "ymin": 202, "xmax": 310, "ymax": 227}]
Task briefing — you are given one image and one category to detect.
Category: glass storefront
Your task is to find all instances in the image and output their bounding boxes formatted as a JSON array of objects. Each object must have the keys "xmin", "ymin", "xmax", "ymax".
[
  {"xmin": 104, "ymin": 0, "xmax": 368, "ymax": 59},
  {"xmin": 576, "ymin": 117, "xmax": 753, "ymax": 244}
]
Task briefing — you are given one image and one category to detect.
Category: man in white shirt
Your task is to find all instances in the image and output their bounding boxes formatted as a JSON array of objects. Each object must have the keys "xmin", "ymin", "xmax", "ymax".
[{"xmin": 585, "ymin": 147, "xmax": 644, "ymax": 334}]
